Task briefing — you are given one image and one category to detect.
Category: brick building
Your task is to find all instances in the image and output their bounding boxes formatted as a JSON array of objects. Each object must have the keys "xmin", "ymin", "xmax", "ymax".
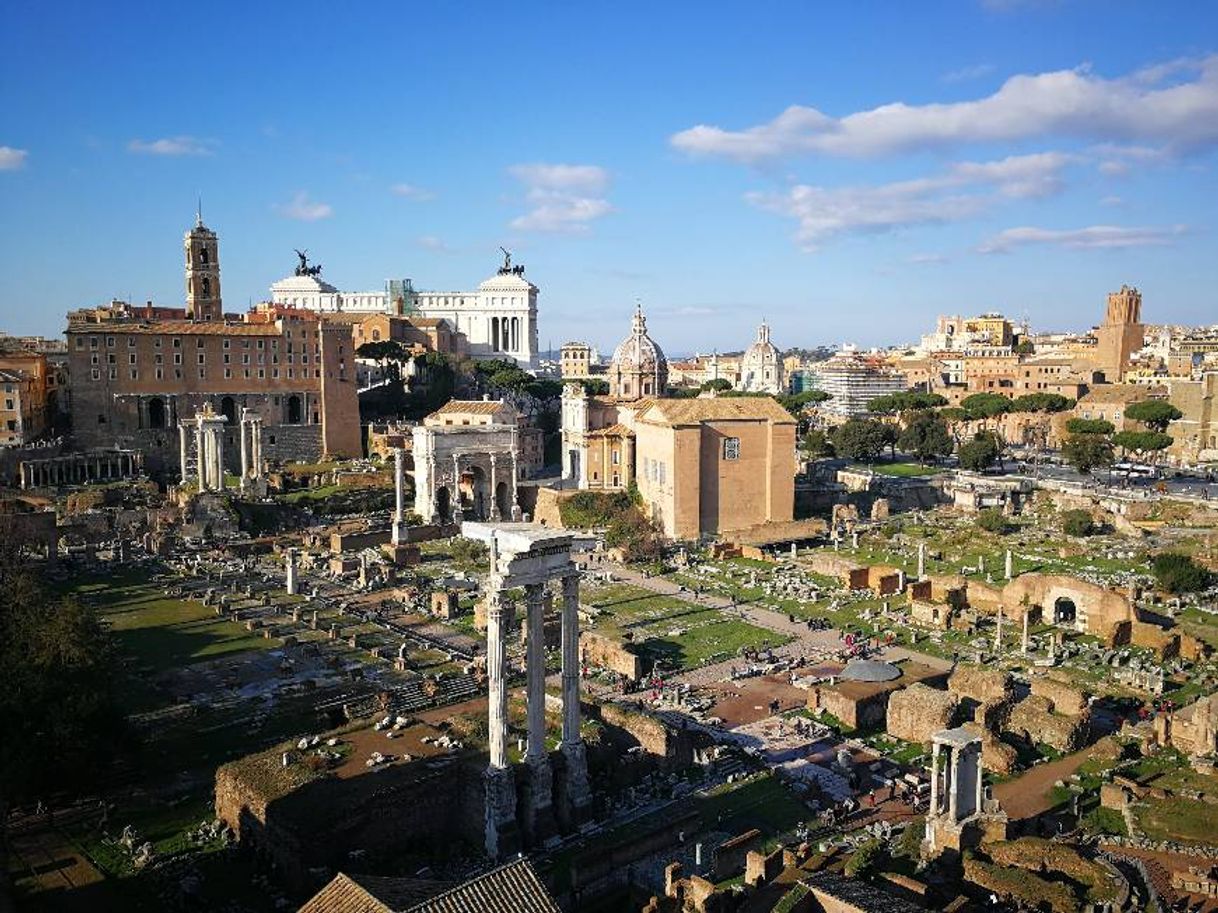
[{"xmin": 65, "ymin": 216, "xmax": 361, "ymax": 475}]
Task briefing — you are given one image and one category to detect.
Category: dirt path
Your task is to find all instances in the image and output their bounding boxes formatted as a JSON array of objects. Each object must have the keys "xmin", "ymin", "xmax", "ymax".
[{"xmin": 993, "ymin": 738, "xmax": 1113, "ymax": 820}]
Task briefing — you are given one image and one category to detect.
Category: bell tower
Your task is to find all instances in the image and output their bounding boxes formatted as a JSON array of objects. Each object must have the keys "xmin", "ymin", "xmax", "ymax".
[{"xmin": 185, "ymin": 208, "xmax": 221, "ymax": 321}]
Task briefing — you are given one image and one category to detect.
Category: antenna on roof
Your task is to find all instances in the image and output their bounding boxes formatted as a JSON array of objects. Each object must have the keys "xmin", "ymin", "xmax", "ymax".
[{"xmin": 196, "ymin": 193, "xmax": 203, "ymax": 227}]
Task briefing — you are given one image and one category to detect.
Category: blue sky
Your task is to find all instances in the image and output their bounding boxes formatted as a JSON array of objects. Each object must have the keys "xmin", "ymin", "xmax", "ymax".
[{"xmin": 2, "ymin": 1, "xmax": 1217, "ymax": 353}]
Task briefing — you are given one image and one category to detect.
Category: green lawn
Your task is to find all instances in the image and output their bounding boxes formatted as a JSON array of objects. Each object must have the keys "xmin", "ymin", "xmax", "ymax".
[
  {"xmin": 696, "ymin": 775, "xmax": 809, "ymax": 841},
  {"xmin": 1134, "ymin": 796, "xmax": 1218, "ymax": 845},
  {"xmin": 73, "ymin": 572, "xmax": 277, "ymax": 659},
  {"xmin": 855, "ymin": 462, "xmax": 945, "ymax": 478},
  {"xmin": 633, "ymin": 612, "xmax": 789, "ymax": 670}
]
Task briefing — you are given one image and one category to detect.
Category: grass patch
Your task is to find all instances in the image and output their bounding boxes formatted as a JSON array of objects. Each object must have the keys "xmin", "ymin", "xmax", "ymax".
[{"xmin": 696, "ymin": 775, "xmax": 809, "ymax": 837}]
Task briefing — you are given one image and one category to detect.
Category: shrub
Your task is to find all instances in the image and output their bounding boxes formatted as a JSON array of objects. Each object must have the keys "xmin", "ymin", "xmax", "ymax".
[
  {"xmin": 844, "ymin": 838, "xmax": 883, "ymax": 878},
  {"xmin": 1152, "ymin": 552, "xmax": 1214, "ymax": 594},
  {"xmin": 558, "ymin": 490, "xmax": 633, "ymax": 528},
  {"xmin": 1061, "ymin": 509, "xmax": 1097, "ymax": 537},
  {"xmin": 977, "ymin": 508, "xmax": 1008, "ymax": 533},
  {"xmin": 604, "ymin": 507, "xmax": 662, "ymax": 563}
]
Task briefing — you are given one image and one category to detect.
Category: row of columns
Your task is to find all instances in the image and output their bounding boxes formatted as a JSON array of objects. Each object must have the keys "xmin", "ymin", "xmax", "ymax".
[
  {"xmin": 928, "ymin": 737, "xmax": 982, "ymax": 825},
  {"xmin": 485, "ymin": 564, "xmax": 589, "ymax": 858},
  {"xmin": 19, "ymin": 452, "xmax": 140, "ymax": 489}
]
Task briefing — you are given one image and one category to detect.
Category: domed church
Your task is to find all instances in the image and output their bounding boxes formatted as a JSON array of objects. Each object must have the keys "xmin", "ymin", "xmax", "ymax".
[
  {"xmin": 608, "ymin": 304, "xmax": 668, "ymax": 400},
  {"xmin": 740, "ymin": 321, "xmax": 785, "ymax": 394},
  {"xmin": 559, "ymin": 305, "xmax": 796, "ymax": 540}
]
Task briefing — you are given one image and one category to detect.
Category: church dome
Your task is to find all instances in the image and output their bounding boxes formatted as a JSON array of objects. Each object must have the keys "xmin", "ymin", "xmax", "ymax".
[
  {"xmin": 740, "ymin": 321, "xmax": 785, "ymax": 394},
  {"xmin": 612, "ymin": 305, "xmax": 667, "ymax": 373},
  {"xmin": 609, "ymin": 304, "xmax": 668, "ymax": 400}
]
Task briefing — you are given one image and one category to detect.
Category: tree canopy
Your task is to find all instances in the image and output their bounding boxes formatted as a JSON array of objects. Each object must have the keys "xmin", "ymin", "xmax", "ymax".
[
  {"xmin": 1065, "ymin": 418, "xmax": 1115, "ymax": 436},
  {"xmin": 802, "ymin": 428, "xmax": 835, "ymax": 458},
  {"xmin": 960, "ymin": 392, "xmax": 1012, "ymax": 421},
  {"xmin": 866, "ymin": 391, "xmax": 947, "ymax": 415},
  {"xmin": 1124, "ymin": 400, "xmax": 1183, "ymax": 433},
  {"xmin": 1112, "ymin": 430, "xmax": 1173, "ymax": 461},
  {"xmin": 958, "ymin": 431, "xmax": 1000, "ymax": 471},
  {"xmin": 700, "ymin": 378, "xmax": 733, "ymax": 392},
  {"xmin": 830, "ymin": 418, "xmax": 895, "ymax": 463},
  {"xmin": 897, "ymin": 410, "xmax": 953, "ymax": 464},
  {"xmin": 1010, "ymin": 392, "xmax": 1074, "ymax": 413},
  {"xmin": 0, "ymin": 544, "xmax": 127, "ymax": 811},
  {"xmin": 1062, "ymin": 432, "xmax": 1114, "ymax": 474}
]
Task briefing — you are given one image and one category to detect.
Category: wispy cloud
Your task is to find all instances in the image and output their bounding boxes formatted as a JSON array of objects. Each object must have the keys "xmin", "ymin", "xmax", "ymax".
[
  {"xmin": 978, "ymin": 224, "xmax": 1187, "ymax": 254},
  {"xmin": 415, "ymin": 235, "xmax": 451, "ymax": 252},
  {"xmin": 391, "ymin": 183, "xmax": 436, "ymax": 201},
  {"xmin": 747, "ymin": 151, "xmax": 1076, "ymax": 251},
  {"xmin": 1100, "ymin": 195, "xmax": 1124, "ymax": 207},
  {"xmin": 275, "ymin": 191, "xmax": 333, "ymax": 222},
  {"xmin": 942, "ymin": 63, "xmax": 995, "ymax": 84},
  {"xmin": 127, "ymin": 135, "xmax": 217, "ymax": 156},
  {"xmin": 508, "ymin": 163, "xmax": 613, "ymax": 233},
  {"xmin": 908, "ymin": 253, "xmax": 948, "ymax": 265},
  {"xmin": 0, "ymin": 146, "xmax": 29, "ymax": 170},
  {"xmin": 671, "ymin": 55, "xmax": 1218, "ymax": 162}
]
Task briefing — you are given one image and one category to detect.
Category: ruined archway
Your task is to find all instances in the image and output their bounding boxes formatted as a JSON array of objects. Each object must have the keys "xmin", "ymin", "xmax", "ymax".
[
  {"xmin": 1053, "ymin": 597, "xmax": 1077, "ymax": 626},
  {"xmin": 496, "ymin": 480, "xmax": 511, "ymax": 519},
  {"xmin": 436, "ymin": 486, "xmax": 451, "ymax": 523},
  {"xmin": 220, "ymin": 396, "xmax": 237, "ymax": 424}
]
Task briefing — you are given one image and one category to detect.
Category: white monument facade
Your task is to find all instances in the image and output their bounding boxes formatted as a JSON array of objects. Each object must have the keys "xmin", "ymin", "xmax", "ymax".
[{"xmin": 269, "ymin": 253, "xmax": 539, "ymax": 368}]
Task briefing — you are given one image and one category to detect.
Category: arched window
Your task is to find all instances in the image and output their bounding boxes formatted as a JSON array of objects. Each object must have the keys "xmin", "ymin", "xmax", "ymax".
[
  {"xmin": 200, "ymin": 247, "xmax": 209, "ymax": 265},
  {"xmin": 201, "ymin": 277, "xmax": 211, "ymax": 297},
  {"xmin": 220, "ymin": 396, "xmax": 237, "ymax": 424},
  {"xmin": 371, "ymin": 329, "xmax": 381, "ymax": 341}
]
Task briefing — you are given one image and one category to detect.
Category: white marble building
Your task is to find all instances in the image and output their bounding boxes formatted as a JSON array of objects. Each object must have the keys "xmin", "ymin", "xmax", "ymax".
[
  {"xmin": 739, "ymin": 321, "xmax": 785, "ymax": 394},
  {"xmin": 270, "ymin": 256, "xmax": 539, "ymax": 368}
]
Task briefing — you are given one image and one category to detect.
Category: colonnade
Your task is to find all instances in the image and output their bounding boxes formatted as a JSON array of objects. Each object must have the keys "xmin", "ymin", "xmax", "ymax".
[{"xmin": 19, "ymin": 450, "xmax": 142, "ymax": 489}]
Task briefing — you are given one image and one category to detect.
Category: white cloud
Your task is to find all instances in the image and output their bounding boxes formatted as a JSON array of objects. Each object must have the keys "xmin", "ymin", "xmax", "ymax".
[
  {"xmin": 128, "ymin": 135, "xmax": 217, "ymax": 156},
  {"xmin": 908, "ymin": 253, "xmax": 948, "ymax": 265},
  {"xmin": 1100, "ymin": 195, "xmax": 1124, "ymax": 206},
  {"xmin": 942, "ymin": 63, "xmax": 995, "ymax": 84},
  {"xmin": 748, "ymin": 151, "xmax": 1075, "ymax": 251},
  {"xmin": 671, "ymin": 55, "xmax": 1218, "ymax": 162},
  {"xmin": 276, "ymin": 191, "xmax": 333, "ymax": 222},
  {"xmin": 508, "ymin": 163, "xmax": 613, "ymax": 233},
  {"xmin": 0, "ymin": 146, "xmax": 29, "ymax": 170},
  {"xmin": 391, "ymin": 183, "xmax": 435, "ymax": 201},
  {"xmin": 978, "ymin": 224, "xmax": 1187, "ymax": 254}
]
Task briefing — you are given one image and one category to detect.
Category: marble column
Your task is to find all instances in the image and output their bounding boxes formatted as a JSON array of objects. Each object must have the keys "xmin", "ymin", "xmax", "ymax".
[
  {"xmin": 216, "ymin": 429, "xmax": 226, "ymax": 489},
  {"xmin": 929, "ymin": 742, "xmax": 941, "ymax": 815},
  {"xmin": 489, "ymin": 455, "xmax": 500, "ymax": 520},
  {"xmin": 194, "ymin": 425, "xmax": 205, "ymax": 488},
  {"xmin": 239, "ymin": 414, "xmax": 250, "ymax": 488},
  {"xmin": 947, "ymin": 747, "xmax": 960, "ymax": 822},
  {"xmin": 285, "ymin": 548, "xmax": 298, "ymax": 596},
  {"xmin": 178, "ymin": 425, "xmax": 189, "ymax": 485},
  {"xmin": 484, "ymin": 583, "xmax": 517, "ymax": 858},
  {"xmin": 392, "ymin": 447, "xmax": 407, "ymax": 544},
  {"xmin": 560, "ymin": 572, "xmax": 591, "ymax": 809},
  {"xmin": 917, "ymin": 542, "xmax": 926, "ymax": 578},
  {"xmin": 1022, "ymin": 610, "xmax": 1030, "ymax": 655},
  {"xmin": 524, "ymin": 584, "xmax": 553, "ymax": 813},
  {"xmin": 1005, "ymin": 549, "xmax": 1013, "ymax": 580}
]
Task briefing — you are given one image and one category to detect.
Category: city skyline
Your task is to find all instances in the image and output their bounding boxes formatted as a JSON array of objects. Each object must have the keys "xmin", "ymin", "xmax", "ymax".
[{"xmin": 2, "ymin": 1, "xmax": 1217, "ymax": 351}]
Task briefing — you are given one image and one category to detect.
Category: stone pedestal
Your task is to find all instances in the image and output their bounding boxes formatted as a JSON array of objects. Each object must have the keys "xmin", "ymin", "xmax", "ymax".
[
  {"xmin": 483, "ymin": 765, "xmax": 519, "ymax": 861},
  {"xmin": 380, "ymin": 542, "xmax": 421, "ymax": 566}
]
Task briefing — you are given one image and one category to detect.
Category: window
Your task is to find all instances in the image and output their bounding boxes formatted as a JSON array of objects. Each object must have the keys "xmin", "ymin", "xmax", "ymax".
[
  {"xmin": 224, "ymin": 368, "xmax": 232, "ymax": 379},
  {"xmin": 127, "ymin": 337, "xmax": 135, "ymax": 347},
  {"xmin": 173, "ymin": 338, "xmax": 181, "ymax": 348},
  {"xmin": 75, "ymin": 337, "xmax": 84, "ymax": 349},
  {"xmin": 723, "ymin": 438, "xmax": 740, "ymax": 460},
  {"xmin": 106, "ymin": 336, "xmax": 115, "ymax": 347},
  {"xmin": 223, "ymin": 339, "xmax": 230, "ymax": 349},
  {"xmin": 129, "ymin": 353, "xmax": 137, "ymax": 364},
  {"xmin": 91, "ymin": 368, "xmax": 100, "ymax": 380}
]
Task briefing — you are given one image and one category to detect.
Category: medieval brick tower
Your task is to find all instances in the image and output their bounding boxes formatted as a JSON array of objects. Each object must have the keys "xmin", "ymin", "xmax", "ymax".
[
  {"xmin": 1095, "ymin": 285, "xmax": 1144, "ymax": 381},
  {"xmin": 185, "ymin": 211, "xmax": 222, "ymax": 321}
]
